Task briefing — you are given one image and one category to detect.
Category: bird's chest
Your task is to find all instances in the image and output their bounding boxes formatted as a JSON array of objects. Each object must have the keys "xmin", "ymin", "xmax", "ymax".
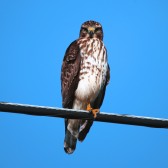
[
  {"xmin": 80, "ymin": 56, "xmax": 103, "ymax": 85},
  {"xmin": 79, "ymin": 39, "xmax": 107, "ymax": 84},
  {"xmin": 75, "ymin": 38, "xmax": 107, "ymax": 102}
]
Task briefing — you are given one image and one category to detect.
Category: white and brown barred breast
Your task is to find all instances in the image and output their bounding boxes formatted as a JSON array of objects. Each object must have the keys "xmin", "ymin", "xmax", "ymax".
[{"xmin": 73, "ymin": 38, "xmax": 108, "ymax": 109}]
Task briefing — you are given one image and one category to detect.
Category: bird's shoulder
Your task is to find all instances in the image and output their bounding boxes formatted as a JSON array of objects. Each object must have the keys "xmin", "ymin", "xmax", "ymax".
[{"xmin": 63, "ymin": 40, "xmax": 80, "ymax": 62}]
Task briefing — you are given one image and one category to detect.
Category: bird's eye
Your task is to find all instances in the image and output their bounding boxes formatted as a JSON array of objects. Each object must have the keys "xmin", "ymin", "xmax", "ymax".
[
  {"xmin": 95, "ymin": 27, "xmax": 102, "ymax": 32},
  {"xmin": 82, "ymin": 28, "xmax": 88, "ymax": 32}
]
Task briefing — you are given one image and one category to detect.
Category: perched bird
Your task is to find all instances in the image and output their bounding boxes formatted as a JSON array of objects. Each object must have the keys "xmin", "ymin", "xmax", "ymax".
[{"xmin": 61, "ymin": 20, "xmax": 110, "ymax": 154}]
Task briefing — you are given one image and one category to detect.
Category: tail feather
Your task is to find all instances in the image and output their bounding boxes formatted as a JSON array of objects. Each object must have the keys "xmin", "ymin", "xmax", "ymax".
[
  {"xmin": 64, "ymin": 119, "xmax": 93, "ymax": 154},
  {"xmin": 64, "ymin": 129, "xmax": 77, "ymax": 154},
  {"xmin": 64, "ymin": 119, "xmax": 80, "ymax": 154}
]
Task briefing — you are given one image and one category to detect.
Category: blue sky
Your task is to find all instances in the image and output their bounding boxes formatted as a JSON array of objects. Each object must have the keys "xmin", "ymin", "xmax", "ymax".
[{"xmin": 0, "ymin": 0, "xmax": 168, "ymax": 167}]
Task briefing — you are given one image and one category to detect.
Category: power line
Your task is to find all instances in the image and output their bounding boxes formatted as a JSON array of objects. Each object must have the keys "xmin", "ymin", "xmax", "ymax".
[{"xmin": 0, "ymin": 102, "xmax": 168, "ymax": 129}]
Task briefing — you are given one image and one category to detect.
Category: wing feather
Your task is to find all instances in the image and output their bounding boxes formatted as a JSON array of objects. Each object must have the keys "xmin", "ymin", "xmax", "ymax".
[{"xmin": 61, "ymin": 40, "xmax": 81, "ymax": 108}]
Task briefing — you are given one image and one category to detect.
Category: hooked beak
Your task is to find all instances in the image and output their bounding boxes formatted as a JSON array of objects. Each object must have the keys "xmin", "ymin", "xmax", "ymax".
[{"xmin": 88, "ymin": 27, "xmax": 95, "ymax": 38}]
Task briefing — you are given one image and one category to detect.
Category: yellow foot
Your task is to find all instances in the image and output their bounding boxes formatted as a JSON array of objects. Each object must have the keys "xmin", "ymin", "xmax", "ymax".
[{"xmin": 86, "ymin": 104, "xmax": 99, "ymax": 118}]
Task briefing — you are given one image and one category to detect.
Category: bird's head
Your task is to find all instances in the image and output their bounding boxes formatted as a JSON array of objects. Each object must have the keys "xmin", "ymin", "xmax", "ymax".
[{"xmin": 79, "ymin": 20, "xmax": 103, "ymax": 40}]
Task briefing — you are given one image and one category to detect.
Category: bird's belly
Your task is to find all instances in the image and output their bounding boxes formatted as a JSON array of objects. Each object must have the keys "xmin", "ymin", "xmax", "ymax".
[{"xmin": 75, "ymin": 74, "xmax": 101, "ymax": 103}]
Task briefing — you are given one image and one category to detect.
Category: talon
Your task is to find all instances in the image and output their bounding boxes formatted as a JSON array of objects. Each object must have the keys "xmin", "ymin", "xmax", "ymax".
[
  {"xmin": 86, "ymin": 103, "xmax": 92, "ymax": 112},
  {"xmin": 86, "ymin": 103, "xmax": 99, "ymax": 118},
  {"xmin": 92, "ymin": 109, "xmax": 99, "ymax": 118}
]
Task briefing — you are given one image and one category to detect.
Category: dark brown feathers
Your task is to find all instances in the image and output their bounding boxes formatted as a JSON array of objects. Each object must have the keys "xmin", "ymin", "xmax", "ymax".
[{"xmin": 61, "ymin": 40, "xmax": 81, "ymax": 108}]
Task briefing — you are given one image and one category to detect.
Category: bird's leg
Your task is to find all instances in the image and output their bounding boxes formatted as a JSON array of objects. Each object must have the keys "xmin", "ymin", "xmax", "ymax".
[{"xmin": 86, "ymin": 103, "xmax": 99, "ymax": 118}]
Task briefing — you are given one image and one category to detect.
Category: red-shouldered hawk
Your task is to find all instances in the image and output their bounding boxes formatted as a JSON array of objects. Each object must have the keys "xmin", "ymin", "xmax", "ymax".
[{"xmin": 61, "ymin": 20, "xmax": 110, "ymax": 154}]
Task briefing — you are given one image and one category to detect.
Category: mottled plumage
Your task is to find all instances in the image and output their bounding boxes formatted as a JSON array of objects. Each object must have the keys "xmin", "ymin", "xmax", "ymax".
[{"xmin": 61, "ymin": 20, "xmax": 110, "ymax": 154}]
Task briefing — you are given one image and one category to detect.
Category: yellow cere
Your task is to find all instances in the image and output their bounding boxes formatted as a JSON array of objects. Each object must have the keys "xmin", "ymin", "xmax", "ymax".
[{"xmin": 88, "ymin": 27, "xmax": 95, "ymax": 32}]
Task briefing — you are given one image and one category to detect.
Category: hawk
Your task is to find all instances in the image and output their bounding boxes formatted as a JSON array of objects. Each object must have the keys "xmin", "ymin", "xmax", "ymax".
[{"xmin": 61, "ymin": 20, "xmax": 110, "ymax": 154}]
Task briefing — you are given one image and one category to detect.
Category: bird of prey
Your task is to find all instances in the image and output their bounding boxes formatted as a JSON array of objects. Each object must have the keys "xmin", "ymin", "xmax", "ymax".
[{"xmin": 61, "ymin": 20, "xmax": 110, "ymax": 154}]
